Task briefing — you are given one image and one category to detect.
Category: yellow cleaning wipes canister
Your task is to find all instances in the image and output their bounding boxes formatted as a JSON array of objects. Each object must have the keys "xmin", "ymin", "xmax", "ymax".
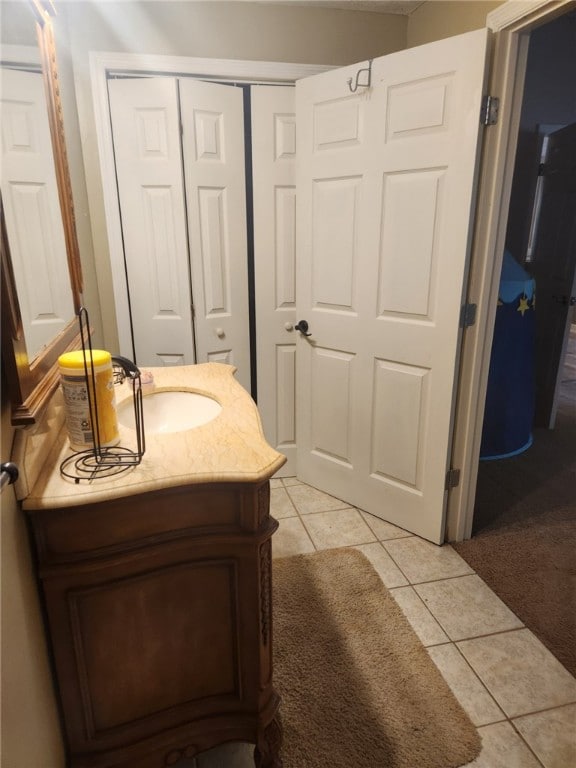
[{"xmin": 58, "ymin": 350, "xmax": 120, "ymax": 451}]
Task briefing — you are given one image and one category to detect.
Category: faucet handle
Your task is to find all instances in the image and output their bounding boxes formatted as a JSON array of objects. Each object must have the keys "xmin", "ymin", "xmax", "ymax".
[{"xmin": 112, "ymin": 355, "xmax": 141, "ymax": 383}]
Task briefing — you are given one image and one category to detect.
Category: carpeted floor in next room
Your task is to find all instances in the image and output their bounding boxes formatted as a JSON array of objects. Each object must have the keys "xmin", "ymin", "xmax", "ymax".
[{"xmin": 453, "ymin": 327, "xmax": 576, "ymax": 677}]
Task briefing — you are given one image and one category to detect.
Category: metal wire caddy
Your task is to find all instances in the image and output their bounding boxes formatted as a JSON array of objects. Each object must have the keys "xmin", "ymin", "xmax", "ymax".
[{"xmin": 60, "ymin": 308, "xmax": 145, "ymax": 483}]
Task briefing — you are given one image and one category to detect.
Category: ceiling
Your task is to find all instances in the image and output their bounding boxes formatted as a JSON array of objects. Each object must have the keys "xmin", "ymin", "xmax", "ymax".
[{"xmin": 237, "ymin": 1, "xmax": 427, "ymax": 14}]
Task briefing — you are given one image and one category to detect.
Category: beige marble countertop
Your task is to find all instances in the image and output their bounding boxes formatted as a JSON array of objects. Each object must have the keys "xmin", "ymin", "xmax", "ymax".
[{"xmin": 22, "ymin": 363, "xmax": 286, "ymax": 511}]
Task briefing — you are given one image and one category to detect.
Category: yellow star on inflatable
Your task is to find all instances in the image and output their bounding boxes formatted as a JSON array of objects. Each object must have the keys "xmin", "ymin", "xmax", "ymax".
[{"xmin": 517, "ymin": 296, "xmax": 530, "ymax": 316}]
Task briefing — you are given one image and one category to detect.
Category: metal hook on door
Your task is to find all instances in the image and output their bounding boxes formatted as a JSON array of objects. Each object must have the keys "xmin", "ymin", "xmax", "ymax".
[{"xmin": 348, "ymin": 60, "xmax": 373, "ymax": 93}]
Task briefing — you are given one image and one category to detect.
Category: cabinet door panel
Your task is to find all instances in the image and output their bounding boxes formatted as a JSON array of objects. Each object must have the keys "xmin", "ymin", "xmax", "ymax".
[{"xmin": 74, "ymin": 561, "xmax": 238, "ymax": 732}]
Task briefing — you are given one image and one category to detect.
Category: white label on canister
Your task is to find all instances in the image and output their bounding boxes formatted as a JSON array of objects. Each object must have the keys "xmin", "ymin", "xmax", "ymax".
[{"xmin": 61, "ymin": 376, "xmax": 93, "ymax": 447}]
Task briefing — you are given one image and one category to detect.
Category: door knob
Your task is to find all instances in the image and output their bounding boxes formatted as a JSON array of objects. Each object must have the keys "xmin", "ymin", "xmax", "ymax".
[
  {"xmin": 284, "ymin": 322, "xmax": 294, "ymax": 331},
  {"xmin": 215, "ymin": 327, "xmax": 225, "ymax": 338},
  {"xmin": 295, "ymin": 320, "xmax": 312, "ymax": 336}
]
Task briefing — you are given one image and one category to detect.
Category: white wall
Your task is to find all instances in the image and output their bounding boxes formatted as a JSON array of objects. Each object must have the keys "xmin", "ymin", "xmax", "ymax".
[{"xmin": 407, "ymin": 0, "xmax": 504, "ymax": 47}]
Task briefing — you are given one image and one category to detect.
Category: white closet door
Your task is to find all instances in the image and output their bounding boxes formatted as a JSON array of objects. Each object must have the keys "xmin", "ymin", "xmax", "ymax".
[
  {"xmin": 108, "ymin": 77, "xmax": 194, "ymax": 367},
  {"xmin": 251, "ymin": 85, "xmax": 296, "ymax": 476},
  {"xmin": 296, "ymin": 29, "xmax": 489, "ymax": 544},
  {"xmin": 1, "ymin": 68, "xmax": 74, "ymax": 359},
  {"xmin": 179, "ymin": 79, "xmax": 251, "ymax": 393}
]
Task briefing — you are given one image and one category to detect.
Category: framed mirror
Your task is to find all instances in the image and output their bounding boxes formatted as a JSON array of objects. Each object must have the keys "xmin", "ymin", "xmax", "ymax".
[{"xmin": 1, "ymin": 0, "xmax": 84, "ymax": 426}]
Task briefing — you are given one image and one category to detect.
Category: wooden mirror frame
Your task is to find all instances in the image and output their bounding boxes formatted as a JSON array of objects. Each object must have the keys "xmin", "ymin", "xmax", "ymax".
[{"xmin": 1, "ymin": 0, "xmax": 84, "ymax": 426}]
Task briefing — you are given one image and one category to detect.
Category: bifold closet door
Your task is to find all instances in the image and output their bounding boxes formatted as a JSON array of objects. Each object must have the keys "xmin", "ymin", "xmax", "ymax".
[
  {"xmin": 179, "ymin": 79, "xmax": 251, "ymax": 393},
  {"xmin": 109, "ymin": 77, "xmax": 251, "ymax": 390},
  {"xmin": 251, "ymin": 85, "xmax": 297, "ymax": 475},
  {"xmin": 108, "ymin": 77, "xmax": 194, "ymax": 367}
]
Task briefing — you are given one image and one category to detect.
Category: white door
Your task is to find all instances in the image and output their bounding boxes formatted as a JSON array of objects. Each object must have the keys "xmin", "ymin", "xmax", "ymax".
[
  {"xmin": 1, "ymin": 68, "xmax": 74, "ymax": 359},
  {"xmin": 179, "ymin": 79, "xmax": 251, "ymax": 392},
  {"xmin": 108, "ymin": 77, "xmax": 194, "ymax": 367},
  {"xmin": 296, "ymin": 29, "xmax": 489, "ymax": 544},
  {"xmin": 251, "ymin": 85, "xmax": 297, "ymax": 475}
]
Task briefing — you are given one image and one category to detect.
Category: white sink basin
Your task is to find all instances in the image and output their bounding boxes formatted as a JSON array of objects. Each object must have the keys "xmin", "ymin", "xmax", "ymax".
[{"xmin": 118, "ymin": 390, "xmax": 222, "ymax": 434}]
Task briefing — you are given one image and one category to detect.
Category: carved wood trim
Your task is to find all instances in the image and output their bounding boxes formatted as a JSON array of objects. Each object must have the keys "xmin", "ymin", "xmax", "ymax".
[
  {"xmin": 164, "ymin": 743, "xmax": 199, "ymax": 766},
  {"xmin": 35, "ymin": 9, "xmax": 83, "ymax": 306},
  {"xmin": 255, "ymin": 713, "xmax": 283, "ymax": 768},
  {"xmin": 260, "ymin": 540, "xmax": 272, "ymax": 647}
]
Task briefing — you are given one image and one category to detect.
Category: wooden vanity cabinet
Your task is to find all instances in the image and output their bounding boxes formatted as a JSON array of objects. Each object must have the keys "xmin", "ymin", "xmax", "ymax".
[{"xmin": 26, "ymin": 480, "xmax": 282, "ymax": 768}]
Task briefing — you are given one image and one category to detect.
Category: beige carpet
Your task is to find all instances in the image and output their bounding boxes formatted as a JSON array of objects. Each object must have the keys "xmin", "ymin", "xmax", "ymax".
[{"xmin": 273, "ymin": 549, "xmax": 481, "ymax": 768}]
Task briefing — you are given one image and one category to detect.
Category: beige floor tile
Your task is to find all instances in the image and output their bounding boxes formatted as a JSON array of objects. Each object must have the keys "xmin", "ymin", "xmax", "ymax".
[
  {"xmin": 300, "ymin": 508, "xmax": 376, "ymax": 550},
  {"xmin": 281, "ymin": 476, "xmax": 301, "ymax": 487},
  {"xmin": 196, "ymin": 742, "xmax": 254, "ymax": 767},
  {"xmin": 457, "ymin": 629, "xmax": 576, "ymax": 718},
  {"xmin": 269, "ymin": 478, "xmax": 283, "ymax": 489},
  {"xmin": 513, "ymin": 704, "xmax": 576, "ymax": 768},
  {"xmin": 415, "ymin": 575, "xmax": 524, "ymax": 641},
  {"xmin": 269, "ymin": 487, "xmax": 298, "ymax": 519},
  {"xmin": 354, "ymin": 542, "xmax": 409, "ymax": 588},
  {"xmin": 464, "ymin": 722, "xmax": 543, "ymax": 767},
  {"xmin": 383, "ymin": 537, "xmax": 474, "ymax": 583},
  {"xmin": 272, "ymin": 517, "xmax": 315, "ymax": 559},
  {"xmin": 285, "ymin": 483, "xmax": 352, "ymax": 514},
  {"xmin": 389, "ymin": 586, "xmax": 449, "ymax": 646},
  {"xmin": 427, "ymin": 643, "xmax": 505, "ymax": 726},
  {"xmin": 359, "ymin": 510, "xmax": 413, "ymax": 541}
]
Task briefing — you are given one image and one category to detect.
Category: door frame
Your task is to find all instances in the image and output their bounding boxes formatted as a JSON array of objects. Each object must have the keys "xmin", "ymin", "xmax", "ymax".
[
  {"xmin": 89, "ymin": 53, "xmax": 331, "ymax": 357},
  {"xmin": 447, "ymin": 0, "xmax": 575, "ymax": 541}
]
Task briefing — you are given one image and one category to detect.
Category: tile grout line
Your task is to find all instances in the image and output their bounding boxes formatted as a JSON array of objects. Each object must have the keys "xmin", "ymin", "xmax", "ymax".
[
  {"xmin": 284, "ymin": 489, "xmax": 319, "ymax": 550},
  {"xmin": 507, "ymin": 719, "xmax": 548, "ymax": 768},
  {"xmin": 447, "ymin": 639, "xmax": 509, "ymax": 724}
]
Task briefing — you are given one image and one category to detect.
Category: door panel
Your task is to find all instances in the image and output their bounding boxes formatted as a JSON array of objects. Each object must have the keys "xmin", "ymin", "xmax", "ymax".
[
  {"xmin": 108, "ymin": 77, "xmax": 194, "ymax": 366},
  {"xmin": 379, "ymin": 169, "xmax": 444, "ymax": 317},
  {"xmin": 371, "ymin": 359, "xmax": 429, "ymax": 488},
  {"xmin": 311, "ymin": 347, "xmax": 355, "ymax": 465},
  {"xmin": 312, "ymin": 177, "xmax": 359, "ymax": 310},
  {"xmin": 251, "ymin": 86, "xmax": 297, "ymax": 474},
  {"xmin": 296, "ymin": 30, "xmax": 489, "ymax": 543},
  {"xmin": 1, "ymin": 68, "xmax": 74, "ymax": 359},
  {"xmin": 180, "ymin": 79, "xmax": 251, "ymax": 392}
]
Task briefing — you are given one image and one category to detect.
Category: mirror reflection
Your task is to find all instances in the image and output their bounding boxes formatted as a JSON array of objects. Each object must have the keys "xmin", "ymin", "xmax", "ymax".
[{"xmin": 1, "ymin": 2, "xmax": 76, "ymax": 361}]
